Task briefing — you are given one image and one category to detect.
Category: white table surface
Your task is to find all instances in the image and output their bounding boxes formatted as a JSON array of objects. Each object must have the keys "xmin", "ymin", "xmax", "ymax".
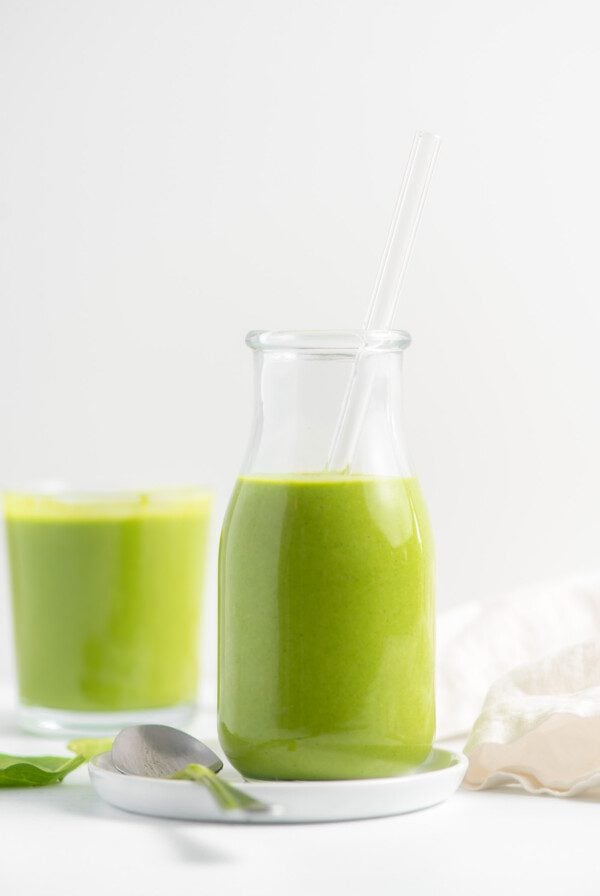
[{"xmin": 1, "ymin": 690, "xmax": 599, "ymax": 896}]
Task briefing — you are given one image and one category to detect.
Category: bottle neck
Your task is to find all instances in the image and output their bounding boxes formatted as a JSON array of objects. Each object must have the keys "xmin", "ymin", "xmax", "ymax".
[{"xmin": 242, "ymin": 348, "xmax": 411, "ymax": 478}]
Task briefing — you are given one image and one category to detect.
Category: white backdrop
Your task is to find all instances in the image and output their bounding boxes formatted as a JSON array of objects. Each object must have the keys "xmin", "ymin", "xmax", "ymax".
[{"xmin": 1, "ymin": 0, "xmax": 600, "ymax": 688}]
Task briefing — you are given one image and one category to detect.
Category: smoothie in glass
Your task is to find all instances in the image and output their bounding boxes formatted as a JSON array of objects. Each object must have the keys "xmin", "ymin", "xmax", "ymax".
[
  {"xmin": 218, "ymin": 473, "xmax": 434, "ymax": 780},
  {"xmin": 5, "ymin": 489, "xmax": 211, "ymax": 725}
]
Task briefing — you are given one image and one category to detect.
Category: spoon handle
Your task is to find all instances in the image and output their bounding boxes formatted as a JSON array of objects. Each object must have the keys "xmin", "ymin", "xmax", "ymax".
[{"xmin": 170, "ymin": 763, "xmax": 273, "ymax": 814}]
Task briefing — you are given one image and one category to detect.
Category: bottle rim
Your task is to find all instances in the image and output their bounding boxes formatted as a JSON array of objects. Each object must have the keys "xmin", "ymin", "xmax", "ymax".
[{"xmin": 245, "ymin": 329, "xmax": 411, "ymax": 354}]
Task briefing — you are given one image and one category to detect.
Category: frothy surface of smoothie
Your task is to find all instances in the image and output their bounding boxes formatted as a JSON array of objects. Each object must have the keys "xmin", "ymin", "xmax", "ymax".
[{"xmin": 218, "ymin": 474, "xmax": 434, "ymax": 780}]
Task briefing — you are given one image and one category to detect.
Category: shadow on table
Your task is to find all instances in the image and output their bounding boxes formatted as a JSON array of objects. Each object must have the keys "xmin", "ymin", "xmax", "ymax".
[
  {"xmin": 572, "ymin": 787, "xmax": 600, "ymax": 802},
  {"xmin": 16, "ymin": 783, "xmax": 236, "ymax": 865},
  {"xmin": 465, "ymin": 783, "xmax": 600, "ymax": 803}
]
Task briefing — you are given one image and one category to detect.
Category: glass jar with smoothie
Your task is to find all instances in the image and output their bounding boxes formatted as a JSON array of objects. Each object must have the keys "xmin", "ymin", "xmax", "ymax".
[
  {"xmin": 4, "ymin": 486, "xmax": 211, "ymax": 734},
  {"xmin": 218, "ymin": 330, "xmax": 434, "ymax": 780}
]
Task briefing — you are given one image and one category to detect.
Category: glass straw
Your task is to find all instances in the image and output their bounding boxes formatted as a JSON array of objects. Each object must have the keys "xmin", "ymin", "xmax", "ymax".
[{"xmin": 326, "ymin": 130, "xmax": 441, "ymax": 472}]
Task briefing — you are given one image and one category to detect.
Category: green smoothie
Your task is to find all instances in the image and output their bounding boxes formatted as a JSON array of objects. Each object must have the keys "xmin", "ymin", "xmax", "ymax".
[
  {"xmin": 218, "ymin": 474, "xmax": 435, "ymax": 780},
  {"xmin": 5, "ymin": 491, "xmax": 211, "ymax": 712}
]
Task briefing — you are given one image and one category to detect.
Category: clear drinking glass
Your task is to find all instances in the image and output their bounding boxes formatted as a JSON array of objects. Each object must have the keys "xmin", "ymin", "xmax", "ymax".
[
  {"xmin": 218, "ymin": 330, "xmax": 435, "ymax": 780},
  {"xmin": 4, "ymin": 486, "xmax": 211, "ymax": 735}
]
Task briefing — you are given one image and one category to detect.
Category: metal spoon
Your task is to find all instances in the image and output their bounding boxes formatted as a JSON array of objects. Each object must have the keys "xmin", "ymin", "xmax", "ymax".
[{"xmin": 112, "ymin": 724, "xmax": 273, "ymax": 816}]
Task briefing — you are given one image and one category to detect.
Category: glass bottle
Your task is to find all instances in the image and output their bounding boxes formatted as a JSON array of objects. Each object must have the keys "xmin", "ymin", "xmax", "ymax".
[{"xmin": 219, "ymin": 330, "xmax": 434, "ymax": 780}]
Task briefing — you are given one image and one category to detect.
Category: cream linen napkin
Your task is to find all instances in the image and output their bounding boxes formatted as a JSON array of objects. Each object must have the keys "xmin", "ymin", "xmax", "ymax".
[{"xmin": 436, "ymin": 574, "xmax": 600, "ymax": 796}]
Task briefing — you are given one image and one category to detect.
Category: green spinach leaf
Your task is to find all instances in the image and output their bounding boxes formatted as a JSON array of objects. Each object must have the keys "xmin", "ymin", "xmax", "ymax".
[
  {"xmin": 0, "ymin": 736, "xmax": 114, "ymax": 788},
  {"xmin": 0, "ymin": 753, "xmax": 85, "ymax": 788},
  {"xmin": 67, "ymin": 737, "xmax": 114, "ymax": 761}
]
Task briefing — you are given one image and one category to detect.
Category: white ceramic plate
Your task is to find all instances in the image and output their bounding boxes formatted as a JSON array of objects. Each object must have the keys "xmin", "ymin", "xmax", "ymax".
[{"xmin": 89, "ymin": 748, "xmax": 467, "ymax": 824}]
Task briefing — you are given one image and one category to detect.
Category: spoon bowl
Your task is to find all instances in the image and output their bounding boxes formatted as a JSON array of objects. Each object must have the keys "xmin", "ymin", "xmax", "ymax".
[
  {"xmin": 112, "ymin": 724, "xmax": 274, "ymax": 816},
  {"xmin": 112, "ymin": 724, "xmax": 223, "ymax": 778}
]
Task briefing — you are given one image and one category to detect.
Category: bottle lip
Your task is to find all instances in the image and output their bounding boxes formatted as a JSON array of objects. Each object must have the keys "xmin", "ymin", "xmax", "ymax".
[{"xmin": 246, "ymin": 329, "xmax": 412, "ymax": 354}]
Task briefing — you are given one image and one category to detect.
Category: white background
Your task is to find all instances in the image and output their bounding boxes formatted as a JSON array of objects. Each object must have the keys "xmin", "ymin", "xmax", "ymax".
[{"xmin": 2, "ymin": 0, "xmax": 600, "ymax": 688}]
